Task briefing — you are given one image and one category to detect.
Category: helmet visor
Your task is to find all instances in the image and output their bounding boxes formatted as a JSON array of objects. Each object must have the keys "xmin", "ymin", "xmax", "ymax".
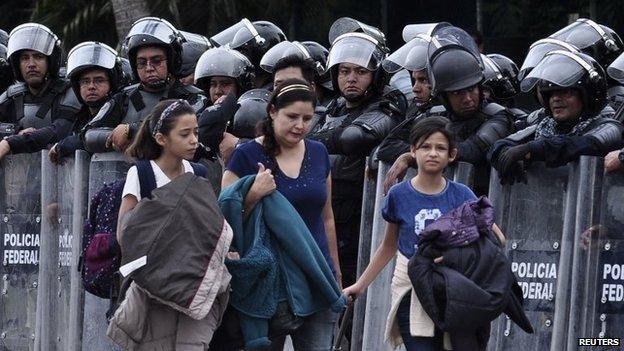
[
  {"xmin": 402, "ymin": 22, "xmax": 451, "ymax": 42},
  {"xmin": 230, "ymin": 19, "xmax": 264, "ymax": 50},
  {"xmin": 521, "ymin": 52, "xmax": 586, "ymax": 92},
  {"xmin": 127, "ymin": 17, "xmax": 178, "ymax": 45},
  {"xmin": 194, "ymin": 48, "xmax": 251, "ymax": 81},
  {"xmin": 382, "ymin": 36, "xmax": 429, "ymax": 73},
  {"xmin": 7, "ymin": 24, "xmax": 58, "ymax": 58},
  {"xmin": 519, "ymin": 40, "xmax": 579, "ymax": 81},
  {"xmin": 389, "ymin": 69, "xmax": 415, "ymax": 101},
  {"xmin": 482, "ymin": 54, "xmax": 502, "ymax": 83},
  {"xmin": 328, "ymin": 34, "xmax": 382, "ymax": 70},
  {"xmin": 260, "ymin": 41, "xmax": 309, "ymax": 72},
  {"xmin": 550, "ymin": 20, "xmax": 603, "ymax": 51},
  {"xmin": 607, "ymin": 52, "xmax": 624, "ymax": 83},
  {"xmin": 180, "ymin": 31, "xmax": 211, "ymax": 50},
  {"xmin": 67, "ymin": 42, "xmax": 118, "ymax": 78},
  {"xmin": 328, "ymin": 17, "xmax": 386, "ymax": 46}
]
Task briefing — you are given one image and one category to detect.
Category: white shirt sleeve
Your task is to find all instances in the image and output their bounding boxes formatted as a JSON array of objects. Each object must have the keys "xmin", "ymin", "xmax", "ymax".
[{"xmin": 122, "ymin": 165, "xmax": 141, "ymax": 201}]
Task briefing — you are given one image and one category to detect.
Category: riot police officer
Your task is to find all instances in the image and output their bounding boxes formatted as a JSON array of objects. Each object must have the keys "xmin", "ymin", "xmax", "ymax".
[
  {"xmin": 489, "ymin": 50, "xmax": 624, "ymax": 184},
  {"xmin": 82, "ymin": 17, "xmax": 207, "ymax": 153},
  {"xmin": 381, "ymin": 26, "xmax": 515, "ymax": 196},
  {"xmin": 549, "ymin": 18, "xmax": 624, "ymax": 111},
  {"xmin": 0, "ymin": 23, "xmax": 80, "ymax": 157},
  {"xmin": 194, "ymin": 47, "xmax": 255, "ymax": 104},
  {"xmin": 48, "ymin": 41, "xmax": 124, "ymax": 162},
  {"xmin": 308, "ymin": 19, "xmax": 403, "ymax": 286}
]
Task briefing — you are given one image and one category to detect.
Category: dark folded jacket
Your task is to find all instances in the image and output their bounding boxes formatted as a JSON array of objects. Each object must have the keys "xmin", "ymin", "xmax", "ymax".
[{"xmin": 408, "ymin": 197, "xmax": 533, "ymax": 351}]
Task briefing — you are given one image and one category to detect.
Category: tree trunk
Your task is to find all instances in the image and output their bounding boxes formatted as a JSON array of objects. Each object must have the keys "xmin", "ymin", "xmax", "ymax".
[{"xmin": 110, "ymin": 0, "xmax": 150, "ymax": 41}]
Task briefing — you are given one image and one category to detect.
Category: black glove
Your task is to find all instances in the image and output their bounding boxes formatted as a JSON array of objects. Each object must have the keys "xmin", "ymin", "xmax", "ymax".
[
  {"xmin": 498, "ymin": 143, "xmax": 531, "ymax": 175},
  {"xmin": 499, "ymin": 160, "xmax": 528, "ymax": 186}
]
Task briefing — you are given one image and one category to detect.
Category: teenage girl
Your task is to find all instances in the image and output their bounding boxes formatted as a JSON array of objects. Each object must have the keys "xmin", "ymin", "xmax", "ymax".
[
  {"xmin": 343, "ymin": 116, "xmax": 505, "ymax": 350},
  {"xmin": 115, "ymin": 99, "xmax": 230, "ymax": 349}
]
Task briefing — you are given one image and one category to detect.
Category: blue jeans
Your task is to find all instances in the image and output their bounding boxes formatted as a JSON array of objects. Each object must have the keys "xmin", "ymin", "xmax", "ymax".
[
  {"xmin": 397, "ymin": 294, "xmax": 443, "ymax": 351},
  {"xmin": 269, "ymin": 309, "xmax": 338, "ymax": 351}
]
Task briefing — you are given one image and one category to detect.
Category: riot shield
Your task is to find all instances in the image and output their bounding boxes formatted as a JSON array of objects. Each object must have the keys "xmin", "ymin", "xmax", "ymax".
[
  {"xmin": 0, "ymin": 152, "xmax": 43, "ymax": 351},
  {"xmin": 566, "ymin": 157, "xmax": 624, "ymax": 349},
  {"xmin": 351, "ymin": 159, "xmax": 377, "ymax": 351},
  {"xmin": 361, "ymin": 161, "xmax": 394, "ymax": 351},
  {"xmin": 82, "ymin": 152, "xmax": 129, "ymax": 351},
  {"xmin": 488, "ymin": 162, "xmax": 577, "ymax": 351}
]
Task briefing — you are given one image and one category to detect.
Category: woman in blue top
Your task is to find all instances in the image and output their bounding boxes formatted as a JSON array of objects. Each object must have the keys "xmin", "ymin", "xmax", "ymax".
[
  {"xmin": 222, "ymin": 78, "xmax": 341, "ymax": 350},
  {"xmin": 344, "ymin": 116, "xmax": 506, "ymax": 351}
]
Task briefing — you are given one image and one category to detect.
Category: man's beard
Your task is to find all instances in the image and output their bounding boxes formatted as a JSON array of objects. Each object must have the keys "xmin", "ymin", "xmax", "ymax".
[{"xmin": 85, "ymin": 97, "xmax": 107, "ymax": 109}]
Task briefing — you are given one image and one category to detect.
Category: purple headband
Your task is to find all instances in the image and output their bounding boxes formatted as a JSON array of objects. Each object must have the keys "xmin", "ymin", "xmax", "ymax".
[{"xmin": 151, "ymin": 99, "xmax": 189, "ymax": 136}]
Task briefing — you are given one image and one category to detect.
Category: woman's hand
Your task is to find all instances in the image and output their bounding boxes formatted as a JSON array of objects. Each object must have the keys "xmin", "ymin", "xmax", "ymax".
[
  {"xmin": 342, "ymin": 282, "xmax": 364, "ymax": 302},
  {"xmin": 249, "ymin": 163, "xmax": 276, "ymax": 199}
]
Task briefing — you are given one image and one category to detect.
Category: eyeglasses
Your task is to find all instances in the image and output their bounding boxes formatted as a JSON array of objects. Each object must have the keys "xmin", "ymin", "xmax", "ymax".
[
  {"xmin": 136, "ymin": 56, "xmax": 167, "ymax": 70},
  {"xmin": 79, "ymin": 77, "xmax": 109, "ymax": 87}
]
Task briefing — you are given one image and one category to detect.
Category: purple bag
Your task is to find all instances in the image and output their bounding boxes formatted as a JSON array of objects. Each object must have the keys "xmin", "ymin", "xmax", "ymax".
[{"xmin": 81, "ymin": 178, "xmax": 124, "ymax": 298}]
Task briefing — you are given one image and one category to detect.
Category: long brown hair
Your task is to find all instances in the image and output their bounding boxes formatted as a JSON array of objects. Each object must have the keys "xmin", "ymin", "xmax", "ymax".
[{"xmin": 125, "ymin": 99, "xmax": 195, "ymax": 160}]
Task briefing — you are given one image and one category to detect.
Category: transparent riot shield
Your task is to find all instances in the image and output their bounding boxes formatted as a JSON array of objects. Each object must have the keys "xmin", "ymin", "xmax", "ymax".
[
  {"xmin": 361, "ymin": 161, "xmax": 394, "ymax": 351},
  {"xmin": 488, "ymin": 162, "xmax": 577, "ymax": 351},
  {"xmin": 566, "ymin": 157, "xmax": 624, "ymax": 349},
  {"xmin": 82, "ymin": 152, "xmax": 129, "ymax": 351},
  {"xmin": 351, "ymin": 159, "xmax": 377, "ymax": 351},
  {"xmin": 35, "ymin": 151, "xmax": 90, "ymax": 351},
  {"xmin": 0, "ymin": 152, "xmax": 43, "ymax": 350}
]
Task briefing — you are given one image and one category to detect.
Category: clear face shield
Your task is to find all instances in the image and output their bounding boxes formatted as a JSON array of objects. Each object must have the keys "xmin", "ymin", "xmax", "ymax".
[
  {"xmin": 194, "ymin": 48, "xmax": 252, "ymax": 81},
  {"xmin": 518, "ymin": 39, "xmax": 580, "ymax": 81},
  {"xmin": 382, "ymin": 35, "xmax": 430, "ymax": 73},
  {"xmin": 260, "ymin": 41, "xmax": 311, "ymax": 73},
  {"xmin": 327, "ymin": 33, "xmax": 384, "ymax": 71},
  {"xmin": 520, "ymin": 51, "xmax": 587, "ymax": 92},
  {"xmin": 7, "ymin": 23, "xmax": 59, "ymax": 58},
  {"xmin": 66, "ymin": 42, "xmax": 118, "ymax": 79},
  {"xmin": 126, "ymin": 17, "xmax": 178, "ymax": 45}
]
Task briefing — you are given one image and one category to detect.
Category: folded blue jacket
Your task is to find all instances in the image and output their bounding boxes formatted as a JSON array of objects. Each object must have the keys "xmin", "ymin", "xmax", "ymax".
[{"xmin": 219, "ymin": 175, "xmax": 346, "ymax": 348}]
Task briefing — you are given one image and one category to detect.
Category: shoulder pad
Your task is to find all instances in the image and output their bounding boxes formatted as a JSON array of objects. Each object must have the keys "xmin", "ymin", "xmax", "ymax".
[
  {"xmin": 58, "ymin": 86, "xmax": 82, "ymax": 111},
  {"xmin": 481, "ymin": 102, "xmax": 507, "ymax": 116},
  {"xmin": 0, "ymin": 91, "xmax": 9, "ymax": 105},
  {"xmin": 6, "ymin": 83, "xmax": 28, "ymax": 97},
  {"xmin": 506, "ymin": 124, "xmax": 537, "ymax": 143},
  {"xmin": 123, "ymin": 83, "xmax": 140, "ymax": 94},
  {"xmin": 315, "ymin": 104, "xmax": 327, "ymax": 115},
  {"xmin": 428, "ymin": 105, "xmax": 447, "ymax": 115}
]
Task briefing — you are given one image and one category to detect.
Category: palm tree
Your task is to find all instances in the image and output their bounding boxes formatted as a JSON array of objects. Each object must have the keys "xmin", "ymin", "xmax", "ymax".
[{"xmin": 110, "ymin": 0, "xmax": 150, "ymax": 41}]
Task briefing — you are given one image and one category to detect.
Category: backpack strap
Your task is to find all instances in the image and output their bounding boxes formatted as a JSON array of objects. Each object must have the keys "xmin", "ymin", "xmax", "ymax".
[
  {"xmin": 189, "ymin": 162, "xmax": 207, "ymax": 178},
  {"xmin": 135, "ymin": 160, "xmax": 158, "ymax": 200}
]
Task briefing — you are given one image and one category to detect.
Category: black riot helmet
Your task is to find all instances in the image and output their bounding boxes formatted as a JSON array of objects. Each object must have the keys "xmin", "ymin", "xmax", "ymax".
[
  {"xmin": 66, "ymin": 41, "xmax": 123, "ymax": 105},
  {"xmin": 227, "ymin": 20, "xmax": 286, "ymax": 67},
  {"xmin": 327, "ymin": 18, "xmax": 389, "ymax": 100},
  {"xmin": 179, "ymin": 30, "xmax": 212, "ymax": 78},
  {"xmin": 327, "ymin": 32, "xmax": 388, "ymax": 98},
  {"xmin": 7, "ymin": 23, "xmax": 63, "ymax": 81},
  {"xmin": 0, "ymin": 44, "xmax": 13, "ymax": 91},
  {"xmin": 482, "ymin": 53, "xmax": 520, "ymax": 101},
  {"xmin": 124, "ymin": 17, "xmax": 184, "ymax": 80},
  {"xmin": 194, "ymin": 47, "xmax": 255, "ymax": 96},
  {"xmin": 426, "ymin": 26, "xmax": 484, "ymax": 97},
  {"xmin": 521, "ymin": 50, "xmax": 607, "ymax": 117},
  {"xmin": 301, "ymin": 41, "xmax": 332, "ymax": 90},
  {"xmin": 230, "ymin": 88, "xmax": 270, "ymax": 138},
  {"xmin": 549, "ymin": 18, "xmax": 623, "ymax": 69},
  {"xmin": 0, "ymin": 29, "xmax": 8, "ymax": 47}
]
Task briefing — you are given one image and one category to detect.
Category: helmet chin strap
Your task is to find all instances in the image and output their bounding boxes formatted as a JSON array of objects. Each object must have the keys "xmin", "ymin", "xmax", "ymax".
[
  {"xmin": 144, "ymin": 77, "xmax": 170, "ymax": 91},
  {"xmin": 85, "ymin": 97, "xmax": 107, "ymax": 109}
]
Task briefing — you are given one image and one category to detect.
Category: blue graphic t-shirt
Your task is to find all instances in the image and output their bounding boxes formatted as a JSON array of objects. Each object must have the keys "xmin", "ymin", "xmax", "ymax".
[{"xmin": 382, "ymin": 178, "xmax": 477, "ymax": 258}]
